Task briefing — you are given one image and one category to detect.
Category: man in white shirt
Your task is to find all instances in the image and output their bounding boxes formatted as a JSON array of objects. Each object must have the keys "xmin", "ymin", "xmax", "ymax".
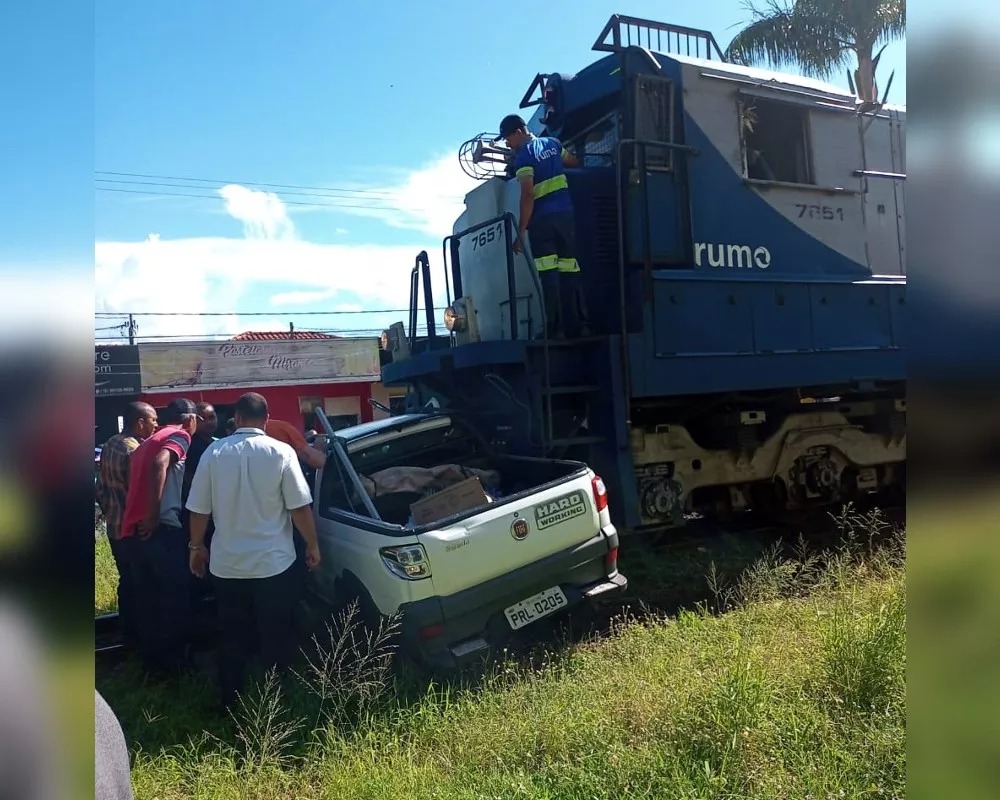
[{"xmin": 185, "ymin": 392, "xmax": 322, "ymax": 711}]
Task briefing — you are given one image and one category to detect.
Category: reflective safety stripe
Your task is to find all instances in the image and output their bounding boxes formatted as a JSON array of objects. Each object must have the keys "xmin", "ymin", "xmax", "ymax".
[
  {"xmin": 516, "ymin": 166, "xmax": 534, "ymax": 179},
  {"xmin": 556, "ymin": 257, "xmax": 581, "ymax": 274},
  {"xmin": 533, "ymin": 173, "xmax": 568, "ymax": 200},
  {"xmin": 534, "ymin": 254, "xmax": 559, "ymax": 272}
]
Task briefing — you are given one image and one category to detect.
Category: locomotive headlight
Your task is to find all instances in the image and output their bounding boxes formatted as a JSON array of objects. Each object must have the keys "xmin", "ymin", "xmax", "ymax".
[{"xmin": 444, "ymin": 301, "xmax": 468, "ymax": 333}]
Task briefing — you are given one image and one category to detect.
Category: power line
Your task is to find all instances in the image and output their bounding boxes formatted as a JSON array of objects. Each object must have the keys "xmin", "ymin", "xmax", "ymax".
[
  {"xmin": 96, "ymin": 181, "xmax": 462, "ymax": 212},
  {"xmin": 95, "ymin": 309, "xmax": 415, "ymax": 317},
  {"xmin": 94, "ymin": 170, "xmax": 465, "ymax": 200},
  {"xmin": 94, "ymin": 334, "xmax": 390, "ymax": 340},
  {"xmin": 95, "ymin": 325, "xmax": 417, "ymax": 337},
  {"xmin": 96, "ymin": 177, "xmax": 452, "ymax": 206},
  {"xmin": 94, "ymin": 327, "xmax": 433, "ymax": 341},
  {"xmin": 96, "ymin": 186, "xmax": 433, "ymax": 212}
]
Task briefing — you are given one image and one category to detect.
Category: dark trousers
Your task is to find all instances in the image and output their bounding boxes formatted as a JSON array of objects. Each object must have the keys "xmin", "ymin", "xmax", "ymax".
[
  {"xmin": 214, "ymin": 563, "xmax": 299, "ymax": 709},
  {"xmin": 528, "ymin": 211, "xmax": 590, "ymax": 339},
  {"xmin": 539, "ymin": 269, "xmax": 591, "ymax": 338},
  {"xmin": 108, "ymin": 536, "xmax": 138, "ymax": 649},
  {"xmin": 130, "ymin": 523, "xmax": 192, "ymax": 674},
  {"xmin": 181, "ymin": 508, "xmax": 215, "ymax": 602},
  {"xmin": 292, "ymin": 524, "xmax": 309, "ymax": 582}
]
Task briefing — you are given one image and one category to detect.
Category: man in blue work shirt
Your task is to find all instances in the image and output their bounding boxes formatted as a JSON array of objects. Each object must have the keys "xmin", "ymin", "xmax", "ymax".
[{"xmin": 498, "ymin": 114, "xmax": 591, "ymax": 339}]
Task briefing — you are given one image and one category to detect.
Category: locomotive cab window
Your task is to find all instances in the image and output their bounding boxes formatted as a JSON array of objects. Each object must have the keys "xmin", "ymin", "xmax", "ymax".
[
  {"xmin": 633, "ymin": 75, "xmax": 675, "ymax": 171},
  {"xmin": 741, "ymin": 97, "xmax": 814, "ymax": 185},
  {"xmin": 569, "ymin": 114, "xmax": 619, "ymax": 168}
]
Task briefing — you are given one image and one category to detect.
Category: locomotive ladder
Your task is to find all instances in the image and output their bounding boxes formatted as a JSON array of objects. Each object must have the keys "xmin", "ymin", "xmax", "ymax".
[
  {"xmin": 527, "ymin": 337, "xmax": 606, "ymax": 458},
  {"xmin": 501, "ymin": 220, "xmax": 605, "ymax": 457}
]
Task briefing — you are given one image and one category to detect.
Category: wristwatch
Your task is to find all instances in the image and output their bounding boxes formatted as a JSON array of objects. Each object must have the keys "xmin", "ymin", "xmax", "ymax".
[{"xmin": 188, "ymin": 542, "xmax": 207, "ymax": 551}]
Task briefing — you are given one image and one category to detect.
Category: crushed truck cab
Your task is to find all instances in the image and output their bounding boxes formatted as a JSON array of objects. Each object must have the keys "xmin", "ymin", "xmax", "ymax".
[{"xmin": 308, "ymin": 411, "xmax": 626, "ymax": 670}]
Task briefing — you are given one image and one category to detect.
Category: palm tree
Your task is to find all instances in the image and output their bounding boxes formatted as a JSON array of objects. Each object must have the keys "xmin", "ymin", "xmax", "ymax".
[{"xmin": 725, "ymin": 0, "xmax": 906, "ymax": 104}]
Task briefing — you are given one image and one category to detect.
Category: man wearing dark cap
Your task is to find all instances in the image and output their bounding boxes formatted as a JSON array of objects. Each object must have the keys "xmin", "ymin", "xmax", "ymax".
[
  {"xmin": 497, "ymin": 113, "xmax": 590, "ymax": 339},
  {"xmin": 181, "ymin": 402, "xmax": 220, "ymax": 566},
  {"xmin": 120, "ymin": 397, "xmax": 201, "ymax": 675}
]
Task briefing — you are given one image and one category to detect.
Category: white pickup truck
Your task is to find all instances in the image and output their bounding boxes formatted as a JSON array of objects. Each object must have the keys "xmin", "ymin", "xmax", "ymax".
[{"xmin": 308, "ymin": 410, "xmax": 627, "ymax": 670}]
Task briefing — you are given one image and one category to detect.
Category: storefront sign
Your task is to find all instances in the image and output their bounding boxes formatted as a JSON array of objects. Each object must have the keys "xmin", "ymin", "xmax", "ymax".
[
  {"xmin": 95, "ymin": 345, "xmax": 142, "ymax": 397},
  {"xmin": 139, "ymin": 337, "xmax": 381, "ymax": 392}
]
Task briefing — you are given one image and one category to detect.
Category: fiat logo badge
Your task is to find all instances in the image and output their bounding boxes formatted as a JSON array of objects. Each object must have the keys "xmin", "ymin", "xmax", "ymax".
[{"xmin": 511, "ymin": 518, "xmax": 530, "ymax": 540}]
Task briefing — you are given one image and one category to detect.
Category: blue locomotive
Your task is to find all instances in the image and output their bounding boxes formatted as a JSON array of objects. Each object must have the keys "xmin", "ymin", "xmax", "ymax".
[{"xmin": 380, "ymin": 14, "xmax": 906, "ymax": 533}]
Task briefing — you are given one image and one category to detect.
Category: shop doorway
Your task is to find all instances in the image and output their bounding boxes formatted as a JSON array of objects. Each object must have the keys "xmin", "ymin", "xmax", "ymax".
[{"xmin": 211, "ymin": 403, "xmax": 235, "ymax": 436}]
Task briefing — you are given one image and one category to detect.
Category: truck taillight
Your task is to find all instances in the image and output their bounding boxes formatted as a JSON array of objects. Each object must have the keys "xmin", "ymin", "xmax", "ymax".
[
  {"xmin": 591, "ymin": 475, "xmax": 608, "ymax": 512},
  {"xmin": 419, "ymin": 623, "xmax": 444, "ymax": 639}
]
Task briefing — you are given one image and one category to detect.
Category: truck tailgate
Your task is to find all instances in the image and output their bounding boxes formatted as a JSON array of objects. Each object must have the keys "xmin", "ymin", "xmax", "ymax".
[{"xmin": 417, "ymin": 476, "xmax": 601, "ymax": 597}]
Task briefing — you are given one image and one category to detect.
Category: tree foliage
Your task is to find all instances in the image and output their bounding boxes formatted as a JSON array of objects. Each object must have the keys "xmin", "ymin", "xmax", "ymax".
[{"xmin": 726, "ymin": 0, "xmax": 906, "ymax": 102}]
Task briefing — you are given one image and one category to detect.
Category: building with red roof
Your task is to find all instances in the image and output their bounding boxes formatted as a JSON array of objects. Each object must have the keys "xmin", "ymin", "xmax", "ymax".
[{"xmin": 95, "ymin": 330, "xmax": 404, "ymax": 445}]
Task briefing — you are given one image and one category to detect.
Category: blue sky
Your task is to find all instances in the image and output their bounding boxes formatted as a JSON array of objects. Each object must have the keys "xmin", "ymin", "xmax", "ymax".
[
  {"xmin": 77, "ymin": 0, "xmax": 908, "ymax": 341},
  {"xmin": 1, "ymin": 0, "xmax": 93, "ymax": 270}
]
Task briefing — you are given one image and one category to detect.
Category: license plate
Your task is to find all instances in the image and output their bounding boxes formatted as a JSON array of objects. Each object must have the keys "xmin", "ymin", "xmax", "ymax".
[{"xmin": 504, "ymin": 586, "xmax": 568, "ymax": 630}]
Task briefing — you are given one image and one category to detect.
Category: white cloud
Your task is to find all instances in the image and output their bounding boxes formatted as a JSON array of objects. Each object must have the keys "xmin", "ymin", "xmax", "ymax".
[
  {"xmin": 96, "ymin": 154, "xmax": 483, "ymax": 341},
  {"xmin": 332, "ymin": 150, "xmax": 482, "ymax": 238},
  {"xmin": 95, "ymin": 236, "xmax": 451, "ymax": 340},
  {"xmin": 218, "ymin": 184, "xmax": 295, "ymax": 240},
  {"xmin": 269, "ymin": 289, "xmax": 339, "ymax": 306}
]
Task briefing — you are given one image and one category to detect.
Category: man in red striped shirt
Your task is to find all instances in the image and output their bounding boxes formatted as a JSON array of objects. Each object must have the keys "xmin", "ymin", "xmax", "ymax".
[{"xmin": 120, "ymin": 397, "xmax": 200, "ymax": 675}]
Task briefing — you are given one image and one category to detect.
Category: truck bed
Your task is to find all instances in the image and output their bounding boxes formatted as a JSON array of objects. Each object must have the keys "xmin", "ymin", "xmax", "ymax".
[{"xmin": 360, "ymin": 454, "xmax": 585, "ymax": 527}]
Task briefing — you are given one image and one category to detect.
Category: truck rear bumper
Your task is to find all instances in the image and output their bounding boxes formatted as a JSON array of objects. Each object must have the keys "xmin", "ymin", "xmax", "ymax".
[{"xmin": 397, "ymin": 526, "xmax": 626, "ymax": 671}]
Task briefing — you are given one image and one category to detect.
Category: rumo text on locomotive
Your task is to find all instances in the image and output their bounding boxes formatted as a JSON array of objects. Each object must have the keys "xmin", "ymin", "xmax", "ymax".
[{"xmin": 694, "ymin": 243, "xmax": 771, "ymax": 270}]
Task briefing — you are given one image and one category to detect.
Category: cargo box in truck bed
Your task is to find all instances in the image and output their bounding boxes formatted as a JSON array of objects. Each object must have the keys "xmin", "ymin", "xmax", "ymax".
[{"xmin": 309, "ymin": 411, "xmax": 627, "ymax": 670}]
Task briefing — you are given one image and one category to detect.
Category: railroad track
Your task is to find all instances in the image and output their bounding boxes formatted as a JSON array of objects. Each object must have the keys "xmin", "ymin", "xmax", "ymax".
[
  {"xmin": 96, "ymin": 595, "xmax": 219, "ymax": 663},
  {"xmin": 95, "ymin": 501, "xmax": 905, "ymax": 663}
]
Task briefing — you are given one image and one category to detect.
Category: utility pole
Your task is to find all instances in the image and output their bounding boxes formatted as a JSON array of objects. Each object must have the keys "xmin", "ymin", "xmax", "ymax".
[{"xmin": 127, "ymin": 314, "xmax": 137, "ymax": 346}]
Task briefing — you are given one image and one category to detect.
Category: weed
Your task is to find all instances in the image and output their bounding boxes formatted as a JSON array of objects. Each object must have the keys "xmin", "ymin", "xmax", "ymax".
[
  {"xmin": 228, "ymin": 668, "xmax": 304, "ymax": 772},
  {"xmin": 704, "ymin": 503, "xmax": 906, "ymax": 614},
  {"xmin": 95, "ymin": 533, "xmax": 118, "ymax": 615},
  {"xmin": 821, "ymin": 581, "xmax": 906, "ymax": 714},
  {"xmin": 291, "ymin": 600, "xmax": 402, "ymax": 736}
]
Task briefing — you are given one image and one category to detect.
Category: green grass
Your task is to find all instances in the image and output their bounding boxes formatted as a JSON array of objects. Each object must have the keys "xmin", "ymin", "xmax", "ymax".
[
  {"xmin": 95, "ymin": 529, "xmax": 118, "ymax": 615},
  {"xmin": 907, "ymin": 491, "xmax": 1000, "ymax": 800},
  {"xmin": 97, "ymin": 509, "xmax": 906, "ymax": 800}
]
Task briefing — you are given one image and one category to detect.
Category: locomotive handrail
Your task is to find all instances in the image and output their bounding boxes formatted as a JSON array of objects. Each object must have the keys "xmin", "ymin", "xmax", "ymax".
[
  {"xmin": 408, "ymin": 251, "xmax": 437, "ymax": 353},
  {"xmin": 593, "ymin": 14, "xmax": 727, "ymax": 61},
  {"xmin": 442, "ymin": 211, "xmax": 554, "ymax": 449},
  {"xmin": 853, "ymin": 169, "xmax": 907, "ymax": 181},
  {"xmin": 621, "ymin": 138, "xmax": 701, "ymax": 159},
  {"xmin": 614, "ymin": 138, "xmax": 701, "ymax": 424},
  {"xmin": 443, "ymin": 212, "xmax": 551, "ymax": 343},
  {"xmin": 519, "ymin": 72, "xmax": 554, "ymax": 110}
]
